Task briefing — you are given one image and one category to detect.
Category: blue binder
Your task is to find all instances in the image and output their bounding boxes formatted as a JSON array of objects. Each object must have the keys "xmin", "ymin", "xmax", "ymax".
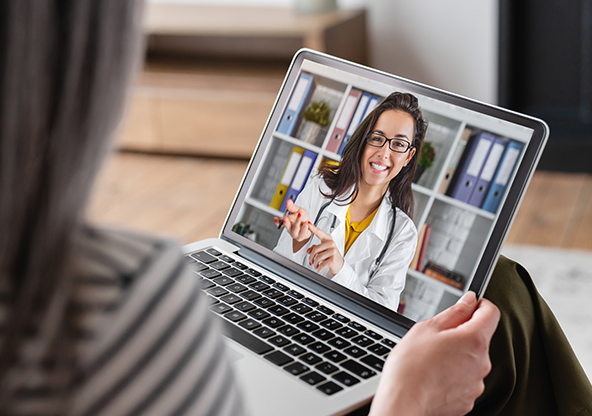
[
  {"xmin": 337, "ymin": 92, "xmax": 373, "ymax": 155},
  {"xmin": 447, "ymin": 132, "xmax": 496, "ymax": 203},
  {"xmin": 482, "ymin": 141, "xmax": 524, "ymax": 213},
  {"xmin": 362, "ymin": 94, "xmax": 380, "ymax": 120},
  {"xmin": 277, "ymin": 72, "xmax": 315, "ymax": 137},
  {"xmin": 467, "ymin": 137, "xmax": 507, "ymax": 208},
  {"xmin": 280, "ymin": 149, "xmax": 318, "ymax": 212}
]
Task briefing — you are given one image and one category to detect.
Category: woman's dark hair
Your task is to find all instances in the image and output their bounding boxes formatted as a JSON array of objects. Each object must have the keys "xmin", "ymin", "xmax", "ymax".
[
  {"xmin": 318, "ymin": 92, "xmax": 428, "ymax": 218},
  {"xmin": 0, "ymin": 0, "xmax": 141, "ymax": 411}
]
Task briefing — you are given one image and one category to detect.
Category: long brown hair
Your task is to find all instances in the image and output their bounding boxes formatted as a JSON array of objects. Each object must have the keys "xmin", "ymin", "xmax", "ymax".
[
  {"xmin": 0, "ymin": 0, "xmax": 141, "ymax": 412},
  {"xmin": 318, "ymin": 92, "xmax": 428, "ymax": 218}
]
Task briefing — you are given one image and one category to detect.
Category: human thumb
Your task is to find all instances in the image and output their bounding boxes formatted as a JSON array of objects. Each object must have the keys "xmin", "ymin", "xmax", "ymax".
[{"xmin": 430, "ymin": 291, "xmax": 477, "ymax": 330}]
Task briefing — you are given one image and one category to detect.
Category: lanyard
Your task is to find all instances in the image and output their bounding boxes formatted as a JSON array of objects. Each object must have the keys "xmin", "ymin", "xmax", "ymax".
[{"xmin": 313, "ymin": 200, "xmax": 396, "ymax": 279}]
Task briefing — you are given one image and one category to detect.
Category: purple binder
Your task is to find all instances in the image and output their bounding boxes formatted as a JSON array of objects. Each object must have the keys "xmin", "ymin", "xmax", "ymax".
[
  {"xmin": 467, "ymin": 137, "xmax": 507, "ymax": 208},
  {"xmin": 447, "ymin": 132, "xmax": 496, "ymax": 203}
]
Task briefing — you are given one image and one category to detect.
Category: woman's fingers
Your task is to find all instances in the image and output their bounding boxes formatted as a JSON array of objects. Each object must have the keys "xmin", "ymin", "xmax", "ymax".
[
  {"xmin": 310, "ymin": 248, "xmax": 334, "ymax": 272},
  {"xmin": 280, "ymin": 200, "xmax": 311, "ymax": 242},
  {"xmin": 308, "ymin": 241, "xmax": 332, "ymax": 265},
  {"xmin": 306, "ymin": 236, "xmax": 344, "ymax": 276},
  {"xmin": 308, "ymin": 221, "xmax": 331, "ymax": 241},
  {"xmin": 285, "ymin": 199, "xmax": 302, "ymax": 216}
]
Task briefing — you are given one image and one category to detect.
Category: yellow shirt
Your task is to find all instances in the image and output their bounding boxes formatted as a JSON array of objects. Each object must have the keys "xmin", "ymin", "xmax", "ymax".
[{"xmin": 344, "ymin": 205, "xmax": 379, "ymax": 255}]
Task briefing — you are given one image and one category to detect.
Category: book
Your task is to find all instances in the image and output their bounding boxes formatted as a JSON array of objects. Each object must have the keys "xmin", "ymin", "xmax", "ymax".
[
  {"xmin": 409, "ymin": 224, "xmax": 428, "ymax": 270},
  {"xmin": 415, "ymin": 224, "xmax": 431, "ymax": 272},
  {"xmin": 423, "ymin": 261, "xmax": 465, "ymax": 290},
  {"xmin": 437, "ymin": 127, "xmax": 472, "ymax": 194},
  {"xmin": 319, "ymin": 157, "xmax": 339, "ymax": 170}
]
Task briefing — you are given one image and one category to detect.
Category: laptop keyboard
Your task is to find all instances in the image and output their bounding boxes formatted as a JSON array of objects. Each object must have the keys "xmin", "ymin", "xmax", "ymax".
[{"xmin": 186, "ymin": 248, "xmax": 397, "ymax": 396}]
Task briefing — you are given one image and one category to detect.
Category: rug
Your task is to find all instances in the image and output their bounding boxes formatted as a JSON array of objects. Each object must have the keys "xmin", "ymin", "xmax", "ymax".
[{"xmin": 501, "ymin": 244, "xmax": 592, "ymax": 382}]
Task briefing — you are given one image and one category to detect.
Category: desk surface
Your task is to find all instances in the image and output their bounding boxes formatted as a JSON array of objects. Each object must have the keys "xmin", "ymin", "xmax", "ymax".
[{"xmin": 143, "ymin": 4, "xmax": 365, "ymax": 37}]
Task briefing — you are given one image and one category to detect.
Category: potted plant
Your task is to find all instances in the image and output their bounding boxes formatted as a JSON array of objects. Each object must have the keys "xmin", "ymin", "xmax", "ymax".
[
  {"xmin": 299, "ymin": 100, "xmax": 332, "ymax": 145},
  {"xmin": 414, "ymin": 141, "xmax": 436, "ymax": 183}
]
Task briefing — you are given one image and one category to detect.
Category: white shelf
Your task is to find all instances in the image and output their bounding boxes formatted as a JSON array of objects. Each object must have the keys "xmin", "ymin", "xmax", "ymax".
[
  {"xmin": 273, "ymin": 131, "xmax": 342, "ymax": 163},
  {"xmin": 411, "ymin": 183, "xmax": 432, "ymax": 196},
  {"xmin": 412, "ymin": 184, "xmax": 497, "ymax": 220},
  {"xmin": 273, "ymin": 131, "xmax": 322, "ymax": 153},
  {"xmin": 245, "ymin": 197, "xmax": 283, "ymax": 217},
  {"xmin": 432, "ymin": 193, "xmax": 496, "ymax": 220}
]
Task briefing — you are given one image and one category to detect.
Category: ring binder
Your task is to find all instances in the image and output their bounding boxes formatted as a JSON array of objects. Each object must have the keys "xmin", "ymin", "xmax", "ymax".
[
  {"xmin": 277, "ymin": 72, "xmax": 315, "ymax": 137},
  {"xmin": 481, "ymin": 141, "xmax": 523, "ymax": 213},
  {"xmin": 337, "ymin": 92, "xmax": 373, "ymax": 156},
  {"xmin": 280, "ymin": 149, "xmax": 318, "ymax": 212},
  {"xmin": 270, "ymin": 146, "xmax": 305, "ymax": 211},
  {"xmin": 325, "ymin": 88, "xmax": 362, "ymax": 154}
]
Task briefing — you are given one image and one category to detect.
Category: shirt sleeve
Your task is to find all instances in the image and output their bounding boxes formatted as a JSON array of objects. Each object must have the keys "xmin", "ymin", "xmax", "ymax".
[{"xmin": 74, "ymin": 232, "xmax": 246, "ymax": 416}]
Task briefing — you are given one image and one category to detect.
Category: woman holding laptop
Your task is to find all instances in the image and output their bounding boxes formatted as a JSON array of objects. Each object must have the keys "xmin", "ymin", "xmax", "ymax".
[{"xmin": 274, "ymin": 92, "xmax": 424, "ymax": 310}]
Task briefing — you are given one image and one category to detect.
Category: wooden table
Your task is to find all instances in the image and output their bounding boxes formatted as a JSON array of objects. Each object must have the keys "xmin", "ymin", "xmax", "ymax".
[{"xmin": 143, "ymin": 4, "xmax": 368, "ymax": 64}]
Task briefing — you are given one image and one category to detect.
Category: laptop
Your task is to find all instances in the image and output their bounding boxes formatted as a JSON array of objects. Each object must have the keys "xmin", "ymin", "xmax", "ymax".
[{"xmin": 182, "ymin": 49, "xmax": 549, "ymax": 415}]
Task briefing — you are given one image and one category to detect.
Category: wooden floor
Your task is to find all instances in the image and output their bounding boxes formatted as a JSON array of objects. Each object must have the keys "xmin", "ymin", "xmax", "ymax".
[
  {"xmin": 87, "ymin": 58, "xmax": 592, "ymax": 250},
  {"xmin": 506, "ymin": 171, "xmax": 592, "ymax": 250},
  {"xmin": 87, "ymin": 152, "xmax": 248, "ymax": 244}
]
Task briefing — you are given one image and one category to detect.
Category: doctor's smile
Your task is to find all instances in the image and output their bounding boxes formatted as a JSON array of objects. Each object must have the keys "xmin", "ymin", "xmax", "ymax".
[{"xmin": 369, "ymin": 162, "xmax": 389, "ymax": 172}]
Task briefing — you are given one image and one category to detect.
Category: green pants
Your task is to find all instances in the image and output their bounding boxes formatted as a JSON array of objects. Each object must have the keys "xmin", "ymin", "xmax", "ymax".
[
  {"xmin": 472, "ymin": 255, "xmax": 592, "ymax": 415},
  {"xmin": 350, "ymin": 255, "xmax": 592, "ymax": 416}
]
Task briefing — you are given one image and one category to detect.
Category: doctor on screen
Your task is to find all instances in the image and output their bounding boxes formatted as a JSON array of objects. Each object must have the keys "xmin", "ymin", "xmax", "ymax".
[{"xmin": 274, "ymin": 92, "xmax": 428, "ymax": 310}]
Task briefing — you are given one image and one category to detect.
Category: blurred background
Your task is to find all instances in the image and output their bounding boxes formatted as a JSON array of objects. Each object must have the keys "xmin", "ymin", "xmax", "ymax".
[{"xmin": 87, "ymin": 0, "xmax": 592, "ymax": 378}]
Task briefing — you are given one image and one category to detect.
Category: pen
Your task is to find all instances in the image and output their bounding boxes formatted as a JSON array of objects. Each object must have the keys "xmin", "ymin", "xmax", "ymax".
[{"xmin": 276, "ymin": 210, "xmax": 290, "ymax": 229}]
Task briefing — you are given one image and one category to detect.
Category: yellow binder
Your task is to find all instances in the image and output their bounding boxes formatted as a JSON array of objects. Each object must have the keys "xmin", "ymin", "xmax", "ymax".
[{"xmin": 270, "ymin": 146, "xmax": 305, "ymax": 210}]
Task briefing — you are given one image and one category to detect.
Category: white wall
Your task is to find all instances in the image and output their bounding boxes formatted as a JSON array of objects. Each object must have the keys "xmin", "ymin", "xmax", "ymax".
[{"xmin": 149, "ymin": 0, "xmax": 499, "ymax": 104}]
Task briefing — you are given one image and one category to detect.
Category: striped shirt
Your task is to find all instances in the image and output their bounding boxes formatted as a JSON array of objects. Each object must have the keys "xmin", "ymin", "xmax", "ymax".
[{"xmin": 2, "ymin": 227, "xmax": 244, "ymax": 416}]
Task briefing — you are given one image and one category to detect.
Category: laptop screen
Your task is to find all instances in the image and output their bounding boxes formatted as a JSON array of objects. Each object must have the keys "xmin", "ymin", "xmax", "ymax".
[{"xmin": 222, "ymin": 50, "xmax": 547, "ymax": 325}]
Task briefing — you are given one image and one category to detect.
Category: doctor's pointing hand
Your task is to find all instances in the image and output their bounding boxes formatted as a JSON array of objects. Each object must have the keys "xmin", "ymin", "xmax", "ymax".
[{"xmin": 274, "ymin": 199, "xmax": 345, "ymax": 277}]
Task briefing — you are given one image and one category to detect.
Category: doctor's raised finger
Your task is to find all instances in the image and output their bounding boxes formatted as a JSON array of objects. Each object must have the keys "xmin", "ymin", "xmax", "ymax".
[{"xmin": 307, "ymin": 223, "xmax": 344, "ymax": 275}]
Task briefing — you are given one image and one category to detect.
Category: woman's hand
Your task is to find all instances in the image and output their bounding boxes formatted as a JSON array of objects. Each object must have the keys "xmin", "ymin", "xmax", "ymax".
[
  {"xmin": 369, "ymin": 292, "xmax": 500, "ymax": 416},
  {"xmin": 274, "ymin": 199, "xmax": 312, "ymax": 252},
  {"xmin": 306, "ymin": 222, "xmax": 344, "ymax": 277}
]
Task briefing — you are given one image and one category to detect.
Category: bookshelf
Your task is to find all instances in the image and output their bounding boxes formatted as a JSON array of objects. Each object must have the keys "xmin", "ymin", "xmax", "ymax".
[{"xmin": 232, "ymin": 59, "xmax": 532, "ymax": 321}]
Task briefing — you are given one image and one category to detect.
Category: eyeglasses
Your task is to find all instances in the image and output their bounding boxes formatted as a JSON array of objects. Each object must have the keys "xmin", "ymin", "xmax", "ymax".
[{"xmin": 365, "ymin": 132, "xmax": 413, "ymax": 153}]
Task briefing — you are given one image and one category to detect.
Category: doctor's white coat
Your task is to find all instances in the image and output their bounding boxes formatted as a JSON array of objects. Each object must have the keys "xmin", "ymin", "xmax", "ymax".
[{"xmin": 274, "ymin": 175, "xmax": 418, "ymax": 310}]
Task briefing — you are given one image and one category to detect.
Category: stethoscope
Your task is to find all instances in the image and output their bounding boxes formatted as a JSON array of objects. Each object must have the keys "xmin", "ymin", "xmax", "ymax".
[{"xmin": 313, "ymin": 200, "xmax": 397, "ymax": 279}]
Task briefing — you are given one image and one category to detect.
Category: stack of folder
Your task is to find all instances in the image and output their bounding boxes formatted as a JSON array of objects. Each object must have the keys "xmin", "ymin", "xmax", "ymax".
[
  {"xmin": 268, "ymin": 146, "xmax": 318, "ymax": 213},
  {"xmin": 444, "ymin": 131, "xmax": 523, "ymax": 214}
]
